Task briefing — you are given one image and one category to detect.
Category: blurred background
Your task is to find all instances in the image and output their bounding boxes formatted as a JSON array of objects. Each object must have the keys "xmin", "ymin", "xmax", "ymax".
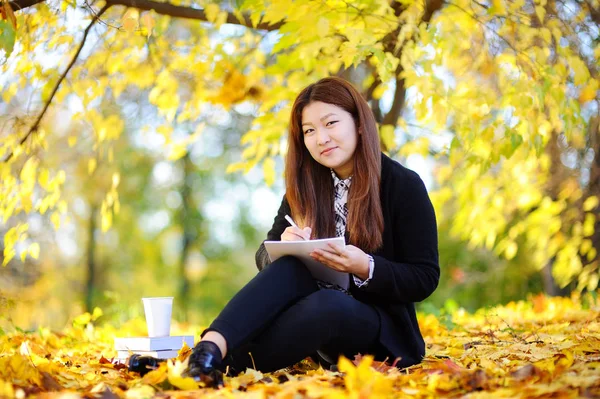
[{"xmin": 0, "ymin": 0, "xmax": 598, "ymax": 332}]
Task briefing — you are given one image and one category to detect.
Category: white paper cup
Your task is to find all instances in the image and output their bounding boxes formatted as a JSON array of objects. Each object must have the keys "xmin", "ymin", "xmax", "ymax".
[{"xmin": 142, "ymin": 297, "xmax": 173, "ymax": 337}]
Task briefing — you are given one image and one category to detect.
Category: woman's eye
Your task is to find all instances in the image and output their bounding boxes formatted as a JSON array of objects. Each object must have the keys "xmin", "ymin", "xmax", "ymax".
[
  {"xmin": 326, "ymin": 121, "xmax": 338, "ymax": 127},
  {"xmin": 304, "ymin": 128, "xmax": 314, "ymax": 134}
]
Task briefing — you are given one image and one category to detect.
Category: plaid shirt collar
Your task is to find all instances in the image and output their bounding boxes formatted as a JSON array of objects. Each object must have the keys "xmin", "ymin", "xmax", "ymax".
[{"xmin": 331, "ymin": 170, "xmax": 352, "ymax": 189}]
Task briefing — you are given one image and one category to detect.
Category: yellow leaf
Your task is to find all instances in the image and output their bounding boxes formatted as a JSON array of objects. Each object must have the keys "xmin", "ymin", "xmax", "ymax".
[
  {"xmin": 125, "ymin": 385, "xmax": 155, "ymax": 399},
  {"xmin": 140, "ymin": 12, "xmax": 155, "ymax": 36},
  {"xmin": 400, "ymin": 137, "xmax": 431, "ymax": 157},
  {"xmin": 28, "ymin": 243, "xmax": 40, "ymax": 259},
  {"xmin": 229, "ymin": 368, "xmax": 264, "ymax": 390},
  {"xmin": 205, "ymin": 4, "xmax": 219, "ymax": 24},
  {"xmin": 316, "ymin": 17, "xmax": 330, "ymax": 38},
  {"xmin": 215, "ymin": 10, "xmax": 228, "ymax": 28},
  {"xmin": 20, "ymin": 157, "xmax": 38, "ymax": 189},
  {"xmin": 263, "ymin": 157, "xmax": 276, "ymax": 186},
  {"xmin": 372, "ymin": 84, "xmax": 387, "ymax": 100},
  {"xmin": 38, "ymin": 169, "xmax": 49, "ymax": 189},
  {"xmin": 51, "ymin": 212, "xmax": 61, "ymax": 229},
  {"xmin": 73, "ymin": 312, "xmax": 92, "ymax": 326},
  {"xmin": 490, "ymin": 0, "xmax": 507, "ymax": 15},
  {"xmin": 337, "ymin": 356, "xmax": 356, "ymax": 375},
  {"xmin": 3, "ymin": 224, "xmax": 28, "ymax": 266},
  {"xmin": 1, "ymin": 82, "xmax": 17, "ymax": 104},
  {"xmin": 21, "ymin": 195, "xmax": 32, "ymax": 213},
  {"xmin": 569, "ymin": 56, "xmax": 590, "ymax": 86},
  {"xmin": 101, "ymin": 210, "xmax": 112, "ymax": 232},
  {"xmin": 226, "ymin": 161, "xmax": 246, "ymax": 174},
  {"xmin": 142, "ymin": 364, "xmax": 169, "ymax": 385},
  {"xmin": 3, "ymin": 248, "xmax": 15, "ymax": 266},
  {"xmin": 583, "ymin": 213, "xmax": 595, "ymax": 237},
  {"xmin": 579, "ymin": 79, "xmax": 598, "ymax": 103},
  {"xmin": 168, "ymin": 144, "xmax": 187, "ymax": 161},
  {"xmin": 112, "ymin": 172, "xmax": 120, "ymax": 187},
  {"xmin": 505, "ymin": 241, "xmax": 518, "ymax": 260},
  {"xmin": 535, "ymin": 6, "xmax": 546, "ymax": 22},
  {"xmin": 380, "ymin": 125, "xmax": 396, "ymax": 151},
  {"xmin": 58, "ymin": 200, "xmax": 67, "ymax": 213},
  {"xmin": 167, "ymin": 359, "xmax": 198, "ymax": 390},
  {"xmin": 88, "ymin": 159, "xmax": 97, "ymax": 175},
  {"xmin": 92, "ymin": 307, "xmax": 103, "ymax": 321},
  {"xmin": 0, "ymin": 380, "xmax": 14, "ymax": 398},
  {"xmin": 122, "ymin": 9, "xmax": 139, "ymax": 32},
  {"xmin": 583, "ymin": 195, "xmax": 599, "ymax": 211},
  {"xmin": 556, "ymin": 350, "xmax": 574, "ymax": 370}
]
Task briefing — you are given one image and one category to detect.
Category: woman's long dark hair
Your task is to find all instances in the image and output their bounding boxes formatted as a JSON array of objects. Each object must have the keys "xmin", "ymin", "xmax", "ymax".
[{"xmin": 285, "ymin": 77, "xmax": 384, "ymax": 253}]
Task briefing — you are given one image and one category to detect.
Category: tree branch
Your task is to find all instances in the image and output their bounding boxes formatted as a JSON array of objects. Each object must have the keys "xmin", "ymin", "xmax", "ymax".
[
  {"xmin": 423, "ymin": 0, "xmax": 445, "ymax": 22},
  {"xmin": 379, "ymin": 0, "xmax": 444, "ymax": 129},
  {"xmin": 382, "ymin": 75, "xmax": 406, "ymax": 126},
  {"xmin": 2, "ymin": 4, "xmax": 110, "ymax": 163},
  {"xmin": 364, "ymin": 74, "xmax": 382, "ymax": 102},
  {"xmin": 7, "ymin": 0, "xmax": 442, "ymax": 157},
  {"xmin": 8, "ymin": 0, "xmax": 44, "ymax": 11},
  {"xmin": 578, "ymin": 0, "xmax": 600, "ymax": 26},
  {"xmin": 106, "ymin": 0, "xmax": 283, "ymax": 30},
  {"xmin": 9, "ymin": 0, "xmax": 284, "ymax": 30}
]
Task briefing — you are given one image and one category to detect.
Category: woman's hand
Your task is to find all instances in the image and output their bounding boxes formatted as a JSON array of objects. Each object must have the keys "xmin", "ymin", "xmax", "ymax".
[
  {"xmin": 281, "ymin": 226, "xmax": 312, "ymax": 241},
  {"xmin": 310, "ymin": 243, "xmax": 370, "ymax": 279}
]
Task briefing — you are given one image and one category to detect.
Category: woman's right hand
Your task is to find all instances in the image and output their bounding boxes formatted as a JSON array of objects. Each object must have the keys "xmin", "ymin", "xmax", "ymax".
[{"xmin": 281, "ymin": 226, "xmax": 312, "ymax": 241}]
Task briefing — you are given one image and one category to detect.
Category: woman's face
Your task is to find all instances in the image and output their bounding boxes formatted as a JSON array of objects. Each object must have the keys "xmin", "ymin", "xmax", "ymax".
[{"xmin": 301, "ymin": 101, "xmax": 358, "ymax": 179}]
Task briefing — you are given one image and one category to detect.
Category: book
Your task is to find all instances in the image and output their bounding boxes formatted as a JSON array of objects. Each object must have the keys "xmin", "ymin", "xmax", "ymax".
[
  {"xmin": 264, "ymin": 237, "xmax": 349, "ymax": 290},
  {"xmin": 114, "ymin": 335, "xmax": 195, "ymax": 351},
  {"xmin": 117, "ymin": 349, "xmax": 180, "ymax": 360}
]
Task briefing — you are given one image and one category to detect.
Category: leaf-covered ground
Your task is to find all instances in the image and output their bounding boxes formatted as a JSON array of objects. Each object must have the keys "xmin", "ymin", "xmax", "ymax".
[{"xmin": 1, "ymin": 294, "xmax": 599, "ymax": 398}]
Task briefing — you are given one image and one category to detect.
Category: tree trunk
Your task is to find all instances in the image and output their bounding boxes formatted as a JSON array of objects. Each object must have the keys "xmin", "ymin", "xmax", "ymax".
[
  {"xmin": 585, "ymin": 116, "xmax": 600, "ymax": 276},
  {"xmin": 543, "ymin": 130, "xmax": 573, "ymax": 296},
  {"xmin": 177, "ymin": 153, "xmax": 193, "ymax": 321},
  {"xmin": 85, "ymin": 205, "xmax": 97, "ymax": 312},
  {"xmin": 541, "ymin": 260, "xmax": 571, "ymax": 296}
]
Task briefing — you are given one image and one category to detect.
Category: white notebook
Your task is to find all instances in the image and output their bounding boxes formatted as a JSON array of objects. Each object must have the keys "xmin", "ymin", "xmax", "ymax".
[
  {"xmin": 264, "ymin": 237, "xmax": 349, "ymax": 290},
  {"xmin": 114, "ymin": 335, "xmax": 194, "ymax": 351}
]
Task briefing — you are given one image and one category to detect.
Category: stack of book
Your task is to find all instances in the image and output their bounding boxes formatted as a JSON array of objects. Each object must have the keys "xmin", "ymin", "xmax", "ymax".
[{"xmin": 114, "ymin": 335, "xmax": 195, "ymax": 361}]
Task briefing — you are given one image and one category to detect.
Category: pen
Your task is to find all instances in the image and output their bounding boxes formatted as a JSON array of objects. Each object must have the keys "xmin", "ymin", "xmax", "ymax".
[
  {"xmin": 285, "ymin": 214, "xmax": 309, "ymax": 241},
  {"xmin": 284, "ymin": 214, "xmax": 299, "ymax": 229}
]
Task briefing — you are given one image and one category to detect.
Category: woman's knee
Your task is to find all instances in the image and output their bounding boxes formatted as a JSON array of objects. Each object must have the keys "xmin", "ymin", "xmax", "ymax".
[
  {"xmin": 300, "ymin": 290, "xmax": 354, "ymax": 323},
  {"xmin": 262, "ymin": 256, "xmax": 314, "ymax": 283}
]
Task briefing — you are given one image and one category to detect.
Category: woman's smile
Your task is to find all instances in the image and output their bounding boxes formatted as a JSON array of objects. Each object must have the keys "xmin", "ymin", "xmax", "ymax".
[{"xmin": 320, "ymin": 147, "xmax": 338, "ymax": 156}]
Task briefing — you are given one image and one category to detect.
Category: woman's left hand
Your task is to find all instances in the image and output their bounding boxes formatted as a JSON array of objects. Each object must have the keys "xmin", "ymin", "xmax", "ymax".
[{"xmin": 310, "ymin": 243, "xmax": 370, "ymax": 279}]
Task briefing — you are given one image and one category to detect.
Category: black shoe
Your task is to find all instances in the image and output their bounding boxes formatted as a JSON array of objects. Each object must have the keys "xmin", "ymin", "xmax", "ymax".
[
  {"xmin": 183, "ymin": 341, "xmax": 224, "ymax": 388},
  {"xmin": 128, "ymin": 354, "xmax": 166, "ymax": 376}
]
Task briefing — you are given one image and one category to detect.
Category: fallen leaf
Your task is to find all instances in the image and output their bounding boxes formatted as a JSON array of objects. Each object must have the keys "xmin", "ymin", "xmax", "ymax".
[
  {"xmin": 167, "ymin": 359, "xmax": 198, "ymax": 390},
  {"xmin": 41, "ymin": 371, "xmax": 62, "ymax": 391},
  {"xmin": 510, "ymin": 363, "xmax": 542, "ymax": 381}
]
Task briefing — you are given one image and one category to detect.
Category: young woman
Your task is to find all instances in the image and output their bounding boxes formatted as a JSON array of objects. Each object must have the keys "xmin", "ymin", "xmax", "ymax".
[{"xmin": 184, "ymin": 77, "xmax": 440, "ymax": 387}]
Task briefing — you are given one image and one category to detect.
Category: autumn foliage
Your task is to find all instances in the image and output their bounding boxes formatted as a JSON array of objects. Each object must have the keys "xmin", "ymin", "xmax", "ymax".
[
  {"xmin": 1, "ymin": 294, "xmax": 598, "ymax": 398},
  {"xmin": 1, "ymin": 0, "xmax": 599, "ymax": 295},
  {"xmin": 1, "ymin": 1, "xmax": 600, "ymax": 395}
]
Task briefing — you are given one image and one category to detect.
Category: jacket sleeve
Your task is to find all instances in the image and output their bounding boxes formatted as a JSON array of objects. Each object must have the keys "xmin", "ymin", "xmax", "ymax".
[
  {"xmin": 255, "ymin": 195, "xmax": 291, "ymax": 271},
  {"xmin": 361, "ymin": 171, "xmax": 440, "ymax": 303}
]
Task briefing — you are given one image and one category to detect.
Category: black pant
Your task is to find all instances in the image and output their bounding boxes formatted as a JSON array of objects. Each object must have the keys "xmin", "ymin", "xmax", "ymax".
[{"xmin": 201, "ymin": 256, "xmax": 382, "ymax": 374}]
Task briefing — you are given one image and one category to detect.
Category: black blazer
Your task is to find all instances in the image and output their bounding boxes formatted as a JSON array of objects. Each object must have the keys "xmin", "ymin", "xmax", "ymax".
[{"xmin": 255, "ymin": 153, "xmax": 440, "ymax": 368}]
